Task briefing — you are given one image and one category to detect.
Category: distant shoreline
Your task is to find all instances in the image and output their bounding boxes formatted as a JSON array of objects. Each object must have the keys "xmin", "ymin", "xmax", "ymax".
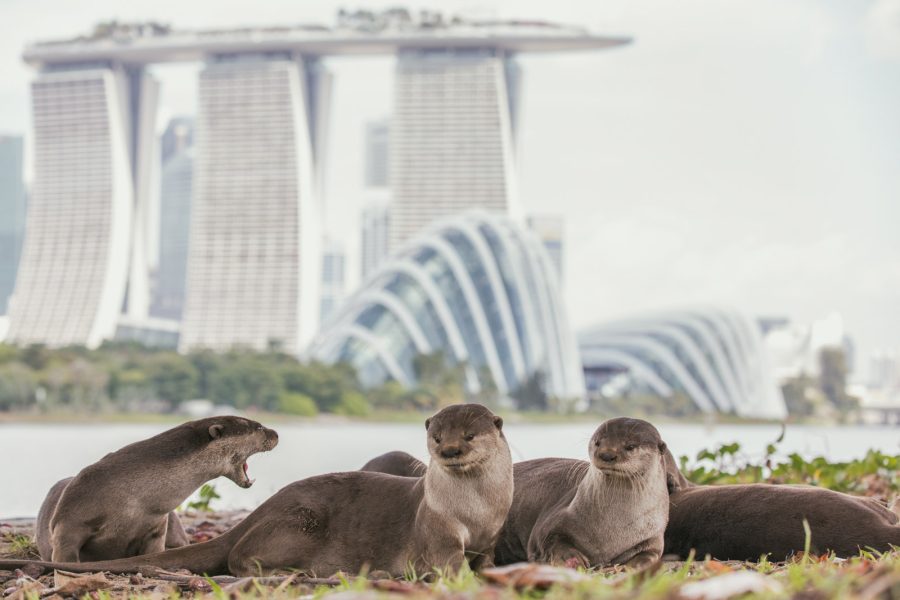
[{"xmin": 0, "ymin": 409, "xmax": 842, "ymax": 427}]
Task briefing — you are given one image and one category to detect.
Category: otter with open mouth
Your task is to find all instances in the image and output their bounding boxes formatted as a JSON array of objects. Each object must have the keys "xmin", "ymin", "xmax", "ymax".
[
  {"xmin": 2, "ymin": 403, "xmax": 513, "ymax": 578},
  {"xmin": 33, "ymin": 416, "xmax": 278, "ymax": 562}
]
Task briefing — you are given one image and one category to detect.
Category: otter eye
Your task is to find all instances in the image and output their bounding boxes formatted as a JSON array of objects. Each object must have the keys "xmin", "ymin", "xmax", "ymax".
[
  {"xmin": 464, "ymin": 433, "xmax": 475, "ymax": 442},
  {"xmin": 594, "ymin": 440, "xmax": 600, "ymax": 446},
  {"xmin": 625, "ymin": 444, "xmax": 637, "ymax": 451},
  {"xmin": 433, "ymin": 435, "xmax": 441, "ymax": 444}
]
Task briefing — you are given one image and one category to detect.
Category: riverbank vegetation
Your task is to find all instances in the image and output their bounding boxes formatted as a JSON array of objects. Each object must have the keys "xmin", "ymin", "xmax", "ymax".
[
  {"xmin": 0, "ymin": 342, "xmax": 484, "ymax": 417},
  {"xmin": 0, "ymin": 342, "xmax": 866, "ymax": 423}
]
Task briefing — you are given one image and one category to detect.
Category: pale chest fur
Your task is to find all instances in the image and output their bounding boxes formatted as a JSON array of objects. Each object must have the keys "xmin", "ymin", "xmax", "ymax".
[
  {"xmin": 424, "ymin": 457, "xmax": 514, "ymax": 550},
  {"xmin": 567, "ymin": 466, "xmax": 669, "ymax": 565}
]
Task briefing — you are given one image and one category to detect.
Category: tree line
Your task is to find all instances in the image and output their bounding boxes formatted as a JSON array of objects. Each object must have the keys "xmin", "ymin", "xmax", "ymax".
[{"xmin": 0, "ymin": 342, "xmax": 503, "ymax": 416}]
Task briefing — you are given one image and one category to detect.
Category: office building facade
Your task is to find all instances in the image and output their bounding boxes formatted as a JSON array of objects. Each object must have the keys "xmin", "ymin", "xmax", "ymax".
[
  {"xmin": 388, "ymin": 49, "xmax": 521, "ymax": 251},
  {"xmin": 179, "ymin": 56, "xmax": 326, "ymax": 354},
  {"xmin": 8, "ymin": 67, "xmax": 157, "ymax": 347},
  {"xmin": 13, "ymin": 19, "xmax": 627, "ymax": 349},
  {"xmin": 151, "ymin": 145, "xmax": 193, "ymax": 320},
  {"xmin": 0, "ymin": 135, "xmax": 26, "ymax": 314}
]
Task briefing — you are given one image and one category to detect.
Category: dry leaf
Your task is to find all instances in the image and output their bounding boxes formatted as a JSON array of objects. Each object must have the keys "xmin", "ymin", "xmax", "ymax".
[
  {"xmin": 53, "ymin": 570, "xmax": 111, "ymax": 596},
  {"xmin": 481, "ymin": 562, "xmax": 593, "ymax": 590},
  {"xmin": 679, "ymin": 571, "xmax": 782, "ymax": 600}
]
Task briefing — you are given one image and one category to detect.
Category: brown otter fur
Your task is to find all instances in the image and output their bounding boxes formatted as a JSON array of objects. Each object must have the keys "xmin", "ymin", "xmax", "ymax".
[
  {"xmin": 1, "ymin": 404, "xmax": 513, "ymax": 577},
  {"xmin": 366, "ymin": 444, "xmax": 900, "ymax": 562},
  {"xmin": 662, "ymin": 449, "xmax": 900, "ymax": 559},
  {"xmin": 494, "ymin": 418, "xmax": 669, "ymax": 569},
  {"xmin": 33, "ymin": 417, "xmax": 278, "ymax": 562},
  {"xmin": 361, "ymin": 451, "xmax": 426, "ymax": 477}
]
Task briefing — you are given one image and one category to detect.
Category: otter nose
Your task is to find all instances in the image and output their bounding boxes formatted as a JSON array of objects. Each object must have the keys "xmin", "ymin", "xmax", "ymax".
[
  {"xmin": 440, "ymin": 446, "xmax": 463, "ymax": 459},
  {"xmin": 598, "ymin": 451, "xmax": 618, "ymax": 463}
]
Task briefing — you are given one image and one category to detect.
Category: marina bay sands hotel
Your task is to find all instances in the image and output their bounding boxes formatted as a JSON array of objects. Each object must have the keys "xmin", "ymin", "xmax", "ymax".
[{"xmin": 7, "ymin": 15, "xmax": 628, "ymax": 354}]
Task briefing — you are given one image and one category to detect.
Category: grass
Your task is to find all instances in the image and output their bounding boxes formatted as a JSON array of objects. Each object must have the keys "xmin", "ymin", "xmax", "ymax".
[{"xmin": 2, "ymin": 532, "xmax": 39, "ymax": 559}]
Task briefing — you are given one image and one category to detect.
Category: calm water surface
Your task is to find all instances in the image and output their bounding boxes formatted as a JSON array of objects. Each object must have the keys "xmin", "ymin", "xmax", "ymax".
[{"xmin": 0, "ymin": 421, "xmax": 897, "ymax": 517}]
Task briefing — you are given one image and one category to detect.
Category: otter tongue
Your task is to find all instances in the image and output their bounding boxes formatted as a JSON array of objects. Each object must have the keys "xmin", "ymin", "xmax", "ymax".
[{"xmin": 243, "ymin": 462, "xmax": 255, "ymax": 485}]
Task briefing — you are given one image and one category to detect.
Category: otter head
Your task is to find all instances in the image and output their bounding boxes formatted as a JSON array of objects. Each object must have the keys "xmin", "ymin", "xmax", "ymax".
[
  {"xmin": 194, "ymin": 416, "xmax": 279, "ymax": 488},
  {"xmin": 425, "ymin": 404, "xmax": 505, "ymax": 474},
  {"xmin": 589, "ymin": 417, "xmax": 666, "ymax": 479}
]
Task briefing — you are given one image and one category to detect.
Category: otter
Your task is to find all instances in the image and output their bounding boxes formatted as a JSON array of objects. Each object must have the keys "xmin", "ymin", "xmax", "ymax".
[
  {"xmin": 361, "ymin": 419, "xmax": 671, "ymax": 569},
  {"xmin": 494, "ymin": 418, "xmax": 670, "ymax": 569},
  {"xmin": 33, "ymin": 416, "xmax": 279, "ymax": 562},
  {"xmin": 1, "ymin": 403, "xmax": 514, "ymax": 578},
  {"xmin": 662, "ymin": 449, "xmax": 900, "ymax": 560},
  {"xmin": 364, "ymin": 442, "xmax": 900, "ymax": 562},
  {"xmin": 361, "ymin": 451, "xmax": 426, "ymax": 477}
]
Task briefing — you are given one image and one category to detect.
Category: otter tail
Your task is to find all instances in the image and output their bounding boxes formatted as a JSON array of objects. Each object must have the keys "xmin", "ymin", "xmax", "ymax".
[{"xmin": 0, "ymin": 528, "xmax": 235, "ymax": 575}]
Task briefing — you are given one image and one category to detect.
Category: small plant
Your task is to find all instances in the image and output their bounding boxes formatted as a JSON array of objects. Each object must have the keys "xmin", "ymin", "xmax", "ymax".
[
  {"xmin": 2, "ymin": 532, "xmax": 39, "ymax": 559},
  {"xmin": 679, "ymin": 429, "xmax": 900, "ymax": 497},
  {"xmin": 186, "ymin": 483, "xmax": 221, "ymax": 512}
]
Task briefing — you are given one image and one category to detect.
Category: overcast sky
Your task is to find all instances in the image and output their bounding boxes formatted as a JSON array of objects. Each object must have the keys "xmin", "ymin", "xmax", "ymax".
[{"xmin": 1, "ymin": 0, "xmax": 898, "ymax": 379}]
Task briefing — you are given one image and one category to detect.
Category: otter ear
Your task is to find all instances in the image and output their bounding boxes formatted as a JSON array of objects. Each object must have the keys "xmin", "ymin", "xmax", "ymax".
[
  {"xmin": 208, "ymin": 424, "xmax": 224, "ymax": 440},
  {"xmin": 424, "ymin": 418, "xmax": 431, "ymax": 431},
  {"xmin": 493, "ymin": 416, "xmax": 503, "ymax": 430},
  {"xmin": 658, "ymin": 441, "xmax": 667, "ymax": 453},
  {"xmin": 666, "ymin": 472, "xmax": 681, "ymax": 494}
]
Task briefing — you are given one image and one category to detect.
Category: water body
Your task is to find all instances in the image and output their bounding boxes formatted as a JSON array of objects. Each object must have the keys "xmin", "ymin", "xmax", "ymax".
[{"xmin": 0, "ymin": 421, "xmax": 897, "ymax": 517}]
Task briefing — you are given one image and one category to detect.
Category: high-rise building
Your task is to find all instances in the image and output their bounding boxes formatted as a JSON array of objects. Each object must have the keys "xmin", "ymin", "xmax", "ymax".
[
  {"xmin": 7, "ymin": 67, "xmax": 158, "ymax": 347},
  {"xmin": 151, "ymin": 145, "xmax": 193, "ymax": 320},
  {"xmin": 320, "ymin": 239, "xmax": 346, "ymax": 324},
  {"xmin": 361, "ymin": 119, "xmax": 391, "ymax": 280},
  {"xmin": 527, "ymin": 214, "xmax": 564, "ymax": 282},
  {"xmin": 179, "ymin": 57, "xmax": 328, "ymax": 354},
  {"xmin": 14, "ymin": 18, "xmax": 627, "ymax": 349},
  {"xmin": 361, "ymin": 199, "xmax": 390, "ymax": 281},
  {"xmin": 364, "ymin": 120, "xmax": 390, "ymax": 188},
  {"xmin": 0, "ymin": 135, "xmax": 26, "ymax": 315},
  {"xmin": 160, "ymin": 116, "xmax": 194, "ymax": 164},
  {"xmin": 388, "ymin": 49, "xmax": 520, "ymax": 251}
]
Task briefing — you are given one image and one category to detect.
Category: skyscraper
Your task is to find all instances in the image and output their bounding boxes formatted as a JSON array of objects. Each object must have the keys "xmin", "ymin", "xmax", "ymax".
[
  {"xmin": 0, "ymin": 135, "xmax": 26, "ymax": 314},
  {"xmin": 320, "ymin": 239, "xmax": 346, "ymax": 324},
  {"xmin": 7, "ymin": 67, "xmax": 158, "ymax": 347},
  {"xmin": 179, "ymin": 56, "xmax": 327, "ymax": 354},
  {"xmin": 361, "ymin": 119, "xmax": 391, "ymax": 280},
  {"xmin": 361, "ymin": 200, "xmax": 390, "ymax": 281},
  {"xmin": 160, "ymin": 116, "xmax": 195, "ymax": 164},
  {"xmin": 151, "ymin": 143, "xmax": 193, "ymax": 320},
  {"xmin": 364, "ymin": 120, "xmax": 390, "ymax": 188},
  {"xmin": 15, "ymin": 19, "xmax": 627, "ymax": 349},
  {"xmin": 388, "ymin": 49, "xmax": 520, "ymax": 251}
]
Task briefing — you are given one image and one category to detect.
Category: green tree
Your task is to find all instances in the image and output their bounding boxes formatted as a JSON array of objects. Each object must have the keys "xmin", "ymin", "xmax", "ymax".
[
  {"xmin": 412, "ymin": 351, "xmax": 466, "ymax": 409},
  {"xmin": 819, "ymin": 348, "xmax": 859, "ymax": 416},
  {"xmin": 43, "ymin": 358, "xmax": 109, "ymax": 410},
  {"xmin": 335, "ymin": 390, "xmax": 370, "ymax": 416},
  {"xmin": 147, "ymin": 353, "xmax": 199, "ymax": 406},
  {"xmin": 188, "ymin": 350, "xmax": 221, "ymax": 399},
  {"xmin": 279, "ymin": 392, "xmax": 318, "ymax": 416},
  {"xmin": 210, "ymin": 356, "xmax": 283, "ymax": 410},
  {"xmin": 0, "ymin": 362, "xmax": 38, "ymax": 411},
  {"xmin": 781, "ymin": 373, "xmax": 819, "ymax": 417},
  {"xmin": 513, "ymin": 371, "xmax": 548, "ymax": 411}
]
